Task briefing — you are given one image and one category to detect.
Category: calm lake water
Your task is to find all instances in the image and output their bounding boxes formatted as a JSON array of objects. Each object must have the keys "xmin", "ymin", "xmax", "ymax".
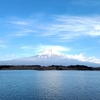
[{"xmin": 0, "ymin": 70, "xmax": 100, "ymax": 100}]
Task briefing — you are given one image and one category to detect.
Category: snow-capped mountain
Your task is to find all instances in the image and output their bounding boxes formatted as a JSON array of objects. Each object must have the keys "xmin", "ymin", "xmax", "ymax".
[
  {"xmin": 21, "ymin": 49, "xmax": 66, "ymax": 65},
  {"xmin": 0, "ymin": 49, "xmax": 100, "ymax": 67},
  {"xmin": 38, "ymin": 49, "xmax": 64, "ymax": 58}
]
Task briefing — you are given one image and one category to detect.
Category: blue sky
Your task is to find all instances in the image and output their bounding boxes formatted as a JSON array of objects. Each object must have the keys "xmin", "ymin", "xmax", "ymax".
[{"xmin": 0, "ymin": 0, "xmax": 100, "ymax": 63}]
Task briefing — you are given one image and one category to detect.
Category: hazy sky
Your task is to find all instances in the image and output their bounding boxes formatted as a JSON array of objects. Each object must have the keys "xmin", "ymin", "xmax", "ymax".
[{"xmin": 0, "ymin": 0, "xmax": 100, "ymax": 63}]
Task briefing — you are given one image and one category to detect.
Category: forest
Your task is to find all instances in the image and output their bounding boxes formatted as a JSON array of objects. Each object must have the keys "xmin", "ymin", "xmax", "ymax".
[{"xmin": 0, "ymin": 65, "xmax": 100, "ymax": 70}]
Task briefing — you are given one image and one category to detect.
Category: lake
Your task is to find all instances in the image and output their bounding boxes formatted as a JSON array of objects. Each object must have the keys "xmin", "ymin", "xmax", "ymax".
[{"xmin": 0, "ymin": 70, "xmax": 100, "ymax": 100}]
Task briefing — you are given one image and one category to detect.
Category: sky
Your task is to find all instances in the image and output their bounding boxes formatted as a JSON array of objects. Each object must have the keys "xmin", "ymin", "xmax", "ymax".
[{"xmin": 0, "ymin": 0, "xmax": 100, "ymax": 63}]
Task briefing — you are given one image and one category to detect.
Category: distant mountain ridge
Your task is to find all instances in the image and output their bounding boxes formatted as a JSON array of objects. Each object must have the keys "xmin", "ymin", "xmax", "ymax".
[{"xmin": 0, "ymin": 49, "xmax": 100, "ymax": 67}]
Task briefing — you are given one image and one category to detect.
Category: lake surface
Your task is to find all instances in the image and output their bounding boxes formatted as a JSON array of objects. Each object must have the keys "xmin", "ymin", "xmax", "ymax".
[{"xmin": 0, "ymin": 70, "xmax": 100, "ymax": 100}]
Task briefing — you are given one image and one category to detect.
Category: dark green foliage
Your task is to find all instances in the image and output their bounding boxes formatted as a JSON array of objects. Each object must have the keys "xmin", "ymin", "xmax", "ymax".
[{"xmin": 0, "ymin": 64, "xmax": 99, "ymax": 70}]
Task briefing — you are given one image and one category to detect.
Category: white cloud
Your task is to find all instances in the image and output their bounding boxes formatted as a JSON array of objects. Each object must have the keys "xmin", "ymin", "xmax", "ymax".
[
  {"xmin": 20, "ymin": 44, "xmax": 70, "ymax": 53},
  {"xmin": 10, "ymin": 33, "xmax": 28, "ymax": 37},
  {"xmin": 94, "ymin": 25, "xmax": 100, "ymax": 30},
  {"xmin": 6, "ymin": 15, "xmax": 100, "ymax": 40},
  {"xmin": 20, "ymin": 46, "xmax": 36, "ymax": 50},
  {"xmin": 39, "ymin": 16, "xmax": 100, "ymax": 41},
  {"xmin": 37, "ymin": 44, "xmax": 70, "ymax": 52},
  {"xmin": 66, "ymin": 53, "xmax": 100, "ymax": 64},
  {"xmin": 4, "ymin": 54, "xmax": 19, "ymax": 60},
  {"xmin": 66, "ymin": 53, "xmax": 86, "ymax": 61},
  {"xmin": 9, "ymin": 17, "xmax": 35, "ymax": 26},
  {"xmin": 87, "ymin": 56, "xmax": 100, "ymax": 63},
  {"xmin": 8, "ymin": 29, "xmax": 36, "ymax": 37},
  {"xmin": 11, "ymin": 21, "xmax": 29, "ymax": 25},
  {"xmin": 6, "ymin": 17, "xmax": 38, "ymax": 37}
]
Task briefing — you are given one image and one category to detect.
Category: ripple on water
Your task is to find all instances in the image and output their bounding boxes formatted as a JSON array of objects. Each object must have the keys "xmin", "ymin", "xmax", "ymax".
[{"xmin": 0, "ymin": 70, "xmax": 100, "ymax": 100}]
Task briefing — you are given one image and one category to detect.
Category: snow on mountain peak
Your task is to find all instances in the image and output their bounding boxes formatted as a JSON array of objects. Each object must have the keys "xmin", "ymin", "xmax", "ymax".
[{"xmin": 38, "ymin": 48, "xmax": 64, "ymax": 58}]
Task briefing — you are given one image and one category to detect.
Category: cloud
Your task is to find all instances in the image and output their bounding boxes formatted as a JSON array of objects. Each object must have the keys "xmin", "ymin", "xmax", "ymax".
[
  {"xmin": 10, "ymin": 33, "xmax": 29, "ymax": 37},
  {"xmin": 5, "ymin": 17, "xmax": 37, "ymax": 37},
  {"xmin": 9, "ymin": 17, "xmax": 34, "ymax": 26},
  {"xmin": 11, "ymin": 21, "xmax": 29, "ymax": 25},
  {"xmin": 5, "ymin": 15, "xmax": 100, "ymax": 40},
  {"xmin": 37, "ymin": 44, "xmax": 70, "ymax": 52},
  {"xmin": 66, "ymin": 53, "xmax": 100, "ymax": 64},
  {"xmin": 20, "ymin": 46, "xmax": 36, "ymax": 50},
  {"xmin": 4, "ymin": 54, "xmax": 19, "ymax": 60},
  {"xmin": 66, "ymin": 53, "xmax": 86, "ymax": 61},
  {"xmin": 8, "ymin": 29, "xmax": 36, "ymax": 37},
  {"xmin": 20, "ymin": 44, "xmax": 70, "ymax": 53},
  {"xmin": 40, "ymin": 16, "xmax": 100, "ymax": 41},
  {"xmin": 87, "ymin": 56, "xmax": 100, "ymax": 64}
]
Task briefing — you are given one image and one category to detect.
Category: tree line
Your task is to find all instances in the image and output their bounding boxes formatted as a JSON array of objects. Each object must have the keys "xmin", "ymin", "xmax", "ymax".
[{"xmin": 0, "ymin": 64, "xmax": 100, "ymax": 70}]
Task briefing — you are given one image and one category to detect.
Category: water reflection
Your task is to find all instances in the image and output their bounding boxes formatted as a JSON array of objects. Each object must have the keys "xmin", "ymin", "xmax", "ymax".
[
  {"xmin": 35, "ymin": 71, "xmax": 65, "ymax": 99},
  {"xmin": 0, "ymin": 70, "xmax": 100, "ymax": 100}
]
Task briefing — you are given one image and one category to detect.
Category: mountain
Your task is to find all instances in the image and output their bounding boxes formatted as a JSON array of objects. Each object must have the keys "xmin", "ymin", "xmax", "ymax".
[
  {"xmin": 16, "ymin": 49, "xmax": 66, "ymax": 65},
  {"xmin": 0, "ymin": 49, "xmax": 100, "ymax": 67},
  {"xmin": 38, "ymin": 49, "xmax": 64, "ymax": 58}
]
